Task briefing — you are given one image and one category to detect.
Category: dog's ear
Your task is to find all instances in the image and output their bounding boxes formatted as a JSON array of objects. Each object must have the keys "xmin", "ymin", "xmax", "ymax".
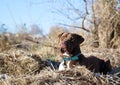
[
  {"xmin": 58, "ymin": 32, "xmax": 65, "ymax": 38},
  {"xmin": 58, "ymin": 32, "xmax": 65, "ymax": 44},
  {"xmin": 74, "ymin": 34, "xmax": 84, "ymax": 44}
]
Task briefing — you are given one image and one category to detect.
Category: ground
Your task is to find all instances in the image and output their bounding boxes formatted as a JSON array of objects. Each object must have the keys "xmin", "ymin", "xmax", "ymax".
[{"xmin": 0, "ymin": 43, "xmax": 120, "ymax": 85}]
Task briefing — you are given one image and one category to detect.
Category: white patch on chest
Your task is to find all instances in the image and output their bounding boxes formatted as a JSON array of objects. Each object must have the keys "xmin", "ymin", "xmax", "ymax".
[
  {"xmin": 63, "ymin": 52, "xmax": 69, "ymax": 57},
  {"xmin": 59, "ymin": 52, "xmax": 71, "ymax": 71},
  {"xmin": 58, "ymin": 60, "xmax": 71, "ymax": 71}
]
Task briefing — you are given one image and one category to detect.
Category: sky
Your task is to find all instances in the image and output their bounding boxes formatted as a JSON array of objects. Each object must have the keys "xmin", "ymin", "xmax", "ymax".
[{"xmin": 0, "ymin": 0, "xmax": 85, "ymax": 34}]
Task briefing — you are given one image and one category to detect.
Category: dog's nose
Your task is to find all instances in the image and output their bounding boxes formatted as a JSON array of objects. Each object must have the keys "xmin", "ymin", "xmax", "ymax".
[{"xmin": 61, "ymin": 41, "xmax": 69, "ymax": 46}]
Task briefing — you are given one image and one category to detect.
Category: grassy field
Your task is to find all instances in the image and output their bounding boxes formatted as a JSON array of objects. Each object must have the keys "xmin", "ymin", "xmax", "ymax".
[{"xmin": 0, "ymin": 33, "xmax": 120, "ymax": 85}]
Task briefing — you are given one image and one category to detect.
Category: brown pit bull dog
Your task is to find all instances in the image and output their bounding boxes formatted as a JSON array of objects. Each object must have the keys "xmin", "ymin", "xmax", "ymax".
[{"xmin": 58, "ymin": 32, "xmax": 112, "ymax": 74}]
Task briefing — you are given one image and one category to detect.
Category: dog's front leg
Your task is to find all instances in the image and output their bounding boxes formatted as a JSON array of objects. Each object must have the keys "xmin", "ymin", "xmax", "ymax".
[{"xmin": 58, "ymin": 60, "xmax": 67, "ymax": 71}]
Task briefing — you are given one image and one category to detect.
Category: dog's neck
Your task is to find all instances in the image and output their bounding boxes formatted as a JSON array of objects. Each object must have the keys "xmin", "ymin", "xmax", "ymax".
[
  {"xmin": 69, "ymin": 46, "xmax": 87, "ymax": 67},
  {"xmin": 71, "ymin": 46, "xmax": 81, "ymax": 56},
  {"xmin": 67, "ymin": 46, "xmax": 85, "ymax": 67}
]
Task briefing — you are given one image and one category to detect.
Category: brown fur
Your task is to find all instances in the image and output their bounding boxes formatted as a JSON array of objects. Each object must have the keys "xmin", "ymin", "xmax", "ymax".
[{"xmin": 58, "ymin": 32, "xmax": 112, "ymax": 74}]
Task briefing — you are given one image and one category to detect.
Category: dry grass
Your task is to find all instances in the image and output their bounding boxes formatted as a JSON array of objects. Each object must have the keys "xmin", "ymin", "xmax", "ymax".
[
  {"xmin": 0, "ymin": 45, "xmax": 119, "ymax": 85},
  {"xmin": 0, "ymin": 65, "xmax": 120, "ymax": 85},
  {"xmin": 0, "ymin": 33, "xmax": 120, "ymax": 85}
]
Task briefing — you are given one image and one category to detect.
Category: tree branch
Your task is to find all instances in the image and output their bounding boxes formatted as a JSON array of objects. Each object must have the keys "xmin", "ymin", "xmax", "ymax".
[
  {"xmin": 91, "ymin": 0, "xmax": 98, "ymax": 32},
  {"xmin": 81, "ymin": 0, "xmax": 89, "ymax": 32},
  {"xmin": 59, "ymin": 23, "xmax": 90, "ymax": 33},
  {"xmin": 83, "ymin": 0, "xmax": 89, "ymax": 14}
]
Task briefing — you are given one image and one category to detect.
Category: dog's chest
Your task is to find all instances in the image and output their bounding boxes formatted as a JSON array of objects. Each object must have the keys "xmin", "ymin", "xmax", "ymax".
[{"xmin": 58, "ymin": 61, "xmax": 71, "ymax": 71}]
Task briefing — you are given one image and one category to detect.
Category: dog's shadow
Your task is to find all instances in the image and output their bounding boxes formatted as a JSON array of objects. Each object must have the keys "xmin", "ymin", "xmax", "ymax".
[
  {"xmin": 110, "ymin": 66, "xmax": 120, "ymax": 77},
  {"xmin": 30, "ymin": 54, "xmax": 60, "ymax": 71}
]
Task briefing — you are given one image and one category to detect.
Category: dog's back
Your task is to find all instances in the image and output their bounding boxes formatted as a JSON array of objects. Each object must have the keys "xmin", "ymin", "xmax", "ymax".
[{"xmin": 78, "ymin": 55, "xmax": 112, "ymax": 74}]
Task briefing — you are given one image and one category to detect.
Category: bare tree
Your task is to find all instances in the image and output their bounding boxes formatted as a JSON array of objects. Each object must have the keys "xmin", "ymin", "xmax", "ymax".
[
  {"xmin": 92, "ymin": 0, "xmax": 120, "ymax": 48},
  {"xmin": 56, "ymin": 0, "xmax": 91, "ymax": 33},
  {"xmin": 55, "ymin": 0, "xmax": 120, "ymax": 48}
]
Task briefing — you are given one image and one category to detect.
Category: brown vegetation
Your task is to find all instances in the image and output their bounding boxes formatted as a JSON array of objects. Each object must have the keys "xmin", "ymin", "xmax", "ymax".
[
  {"xmin": 92, "ymin": 0, "xmax": 120, "ymax": 48},
  {"xmin": 0, "ymin": 31, "xmax": 119, "ymax": 85}
]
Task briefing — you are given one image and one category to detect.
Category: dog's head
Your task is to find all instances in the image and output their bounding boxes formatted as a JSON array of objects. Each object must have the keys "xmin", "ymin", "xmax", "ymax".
[{"xmin": 58, "ymin": 32, "xmax": 84, "ymax": 57}]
